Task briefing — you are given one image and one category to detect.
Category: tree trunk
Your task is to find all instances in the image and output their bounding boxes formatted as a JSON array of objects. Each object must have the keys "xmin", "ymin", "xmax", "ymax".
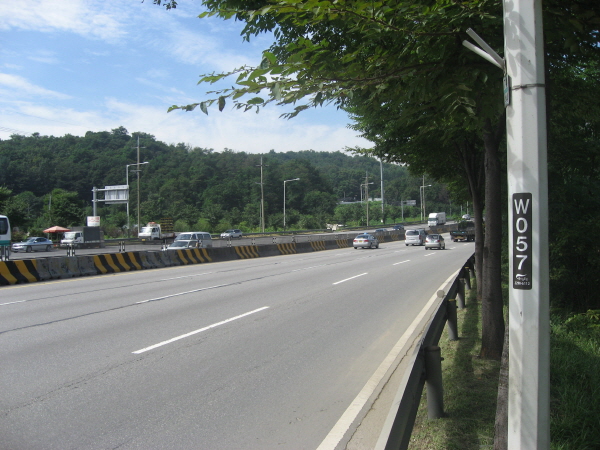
[
  {"xmin": 480, "ymin": 117, "xmax": 506, "ymax": 360},
  {"xmin": 494, "ymin": 322, "xmax": 509, "ymax": 449},
  {"xmin": 457, "ymin": 139, "xmax": 484, "ymax": 294}
]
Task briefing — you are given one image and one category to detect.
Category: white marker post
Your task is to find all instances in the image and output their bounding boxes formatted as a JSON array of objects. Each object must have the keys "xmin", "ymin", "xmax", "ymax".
[{"xmin": 505, "ymin": 0, "xmax": 550, "ymax": 448}]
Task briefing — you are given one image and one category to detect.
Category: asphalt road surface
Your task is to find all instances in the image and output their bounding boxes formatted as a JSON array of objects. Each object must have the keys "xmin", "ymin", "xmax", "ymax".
[{"xmin": 1, "ymin": 235, "xmax": 474, "ymax": 449}]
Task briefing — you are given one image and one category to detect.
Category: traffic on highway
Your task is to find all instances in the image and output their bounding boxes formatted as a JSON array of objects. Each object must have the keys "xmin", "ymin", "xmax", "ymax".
[{"xmin": 0, "ymin": 233, "xmax": 473, "ymax": 448}]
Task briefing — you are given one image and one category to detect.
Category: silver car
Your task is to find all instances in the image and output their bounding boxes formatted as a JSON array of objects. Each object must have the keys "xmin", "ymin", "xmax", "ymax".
[
  {"xmin": 425, "ymin": 234, "xmax": 446, "ymax": 250},
  {"xmin": 12, "ymin": 237, "xmax": 54, "ymax": 253},
  {"xmin": 166, "ymin": 240, "xmax": 199, "ymax": 250},
  {"xmin": 353, "ymin": 233, "xmax": 379, "ymax": 249},
  {"xmin": 405, "ymin": 229, "xmax": 426, "ymax": 246},
  {"xmin": 220, "ymin": 229, "xmax": 243, "ymax": 239}
]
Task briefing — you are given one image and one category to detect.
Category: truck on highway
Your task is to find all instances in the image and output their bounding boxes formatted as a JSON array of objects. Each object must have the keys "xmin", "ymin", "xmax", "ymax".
[
  {"xmin": 450, "ymin": 220, "xmax": 476, "ymax": 242},
  {"xmin": 138, "ymin": 219, "xmax": 175, "ymax": 241},
  {"xmin": 427, "ymin": 212, "xmax": 446, "ymax": 227},
  {"xmin": 60, "ymin": 226, "xmax": 104, "ymax": 248}
]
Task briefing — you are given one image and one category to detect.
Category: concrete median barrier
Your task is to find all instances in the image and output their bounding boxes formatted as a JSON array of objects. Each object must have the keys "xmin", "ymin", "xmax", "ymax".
[
  {"xmin": 47, "ymin": 256, "xmax": 79, "ymax": 279},
  {"xmin": 77, "ymin": 255, "xmax": 98, "ymax": 277}
]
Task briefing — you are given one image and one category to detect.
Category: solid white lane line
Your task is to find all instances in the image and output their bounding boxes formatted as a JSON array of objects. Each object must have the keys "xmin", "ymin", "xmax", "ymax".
[
  {"xmin": 393, "ymin": 260, "xmax": 411, "ymax": 266},
  {"xmin": 333, "ymin": 273, "xmax": 368, "ymax": 285},
  {"xmin": 132, "ymin": 306, "xmax": 270, "ymax": 354}
]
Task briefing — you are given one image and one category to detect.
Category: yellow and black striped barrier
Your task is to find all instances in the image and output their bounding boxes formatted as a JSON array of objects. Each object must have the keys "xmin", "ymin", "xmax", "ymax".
[
  {"xmin": 310, "ymin": 241, "xmax": 326, "ymax": 251},
  {"xmin": 277, "ymin": 243, "xmax": 296, "ymax": 255},
  {"xmin": 0, "ymin": 260, "xmax": 40, "ymax": 284},
  {"xmin": 234, "ymin": 245, "xmax": 260, "ymax": 259}
]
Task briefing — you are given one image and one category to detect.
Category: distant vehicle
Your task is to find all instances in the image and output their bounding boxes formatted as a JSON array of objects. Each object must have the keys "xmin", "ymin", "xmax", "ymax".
[
  {"xmin": 425, "ymin": 234, "xmax": 446, "ymax": 250},
  {"xmin": 166, "ymin": 240, "xmax": 199, "ymax": 250},
  {"xmin": 220, "ymin": 229, "xmax": 243, "ymax": 239},
  {"xmin": 405, "ymin": 229, "xmax": 427, "ymax": 246},
  {"xmin": 374, "ymin": 228, "xmax": 387, "ymax": 233},
  {"xmin": 174, "ymin": 232, "xmax": 213, "ymax": 247},
  {"xmin": 12, "ymin": 237, "xmax": 53, "ymax": 253},
  {"xmin": 450, "ymin": 221, "xmax": 476, "ymax": 242},
  {"xmin": 353, "ymin": 234, "xmax": 379, "ymax": 249},
  {"xmin": 60, "ymin": 226, "xmax": 103, "ymax": 248},
  {"xmin": 462, "ymin": 214, "xmax": 471, "ymax": 220},
  {"xmin": 0, "ymin": 215, "xmax": 10, "ymax": 249},
  {"xmin": 392, "ymin": 224, "xmax": 405, "ymax": 231},
  {"xmin": 139, "ymin": 221, "xmax": 176, "ymax": 241},
  {"xmin": 427, "ymin": 212, "xmax": 447, "ymax": 227}
]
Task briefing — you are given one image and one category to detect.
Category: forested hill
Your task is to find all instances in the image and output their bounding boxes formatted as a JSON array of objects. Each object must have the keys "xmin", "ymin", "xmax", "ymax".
[{"xmin": 0, "ymin": 127, "xmax": 448, "ymax": 231}]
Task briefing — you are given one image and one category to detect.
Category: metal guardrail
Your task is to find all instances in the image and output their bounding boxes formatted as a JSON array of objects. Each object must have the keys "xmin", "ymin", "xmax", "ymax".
[{"xmin": 375, "ymin": 254, "xmax": 476, "ymax": 450}]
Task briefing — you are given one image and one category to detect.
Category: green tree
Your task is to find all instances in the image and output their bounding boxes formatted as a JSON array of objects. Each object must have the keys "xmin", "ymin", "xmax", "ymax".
[{"xmin": 158, "ymin": 0, "xmax": 506, "ymax": 358}]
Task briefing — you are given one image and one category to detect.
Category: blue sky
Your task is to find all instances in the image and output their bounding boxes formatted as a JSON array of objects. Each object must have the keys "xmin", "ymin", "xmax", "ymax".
[{"xmin": 0, "ymin": 0, "xmax": 372, "ymax": 153}]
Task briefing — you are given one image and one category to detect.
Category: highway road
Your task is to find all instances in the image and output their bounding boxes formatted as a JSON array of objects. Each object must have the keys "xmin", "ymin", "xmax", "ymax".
[{"xmin": 1, "ymin": 235, "xmax": 474, "ymax": 449}]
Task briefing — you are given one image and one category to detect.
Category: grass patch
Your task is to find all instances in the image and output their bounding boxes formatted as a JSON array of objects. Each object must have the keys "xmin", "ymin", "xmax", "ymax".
[
  {"xmin": 549, "ymin": 311, "xmax": 600, "ymax": 450},
  {"xmin": 408, "ymin": 291, "xmax": 600, "ymax": 449}
]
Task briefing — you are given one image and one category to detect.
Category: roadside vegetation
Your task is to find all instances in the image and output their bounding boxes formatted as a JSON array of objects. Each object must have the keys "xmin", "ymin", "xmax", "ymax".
[{"xmin": 410, "ymin": 284, "xmax": 600, "ymax": 449}]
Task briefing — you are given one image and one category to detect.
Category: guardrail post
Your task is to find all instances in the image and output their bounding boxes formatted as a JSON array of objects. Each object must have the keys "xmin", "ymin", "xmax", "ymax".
[
  {"xmin": 446, "ymin": 299, "xmax": 459, "ymax": 341},
  {"xmin": 424, "ymin": 345, "xmax": 445, "ymax": 419},
  {"xmin": 456, "ymin": 277, "xmax": 466, "ymax": 309},
  {"xmin": 462, "ymin": 266, "xmax": 472, "ymax": 290}
]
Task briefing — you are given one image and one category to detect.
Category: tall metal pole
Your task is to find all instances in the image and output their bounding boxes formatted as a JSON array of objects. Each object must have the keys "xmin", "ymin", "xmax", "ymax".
[
  {"xmin": 256, "ymin": 157, "xmax": 267, "ymax": 232},
  {"xmin": 136, "ymin": 137, "xmax": 141, "ymax": 237},
  {"xmin": 126, "ymin": 166, "xmax": 130, "ymax": 238},
  {"xmin": 380, "ymin": 159, "xmax": 384, "ymax": 223},
  {"xmin": 283, "ymin": 178, "xmax": 300, "ymax": 231},
  {"xmin": 505, "ymin": 0, "xmax": 550, "ymax": 448}
]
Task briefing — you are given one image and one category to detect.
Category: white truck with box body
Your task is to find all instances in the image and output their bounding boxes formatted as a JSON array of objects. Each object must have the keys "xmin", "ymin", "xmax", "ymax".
[
  {"xmin": 60, "ymin": 226, "xmax": 104, "ymax": 248},
  {"xmin": 427, "ymin": 212, "xmax": 446, "ymax": 227},
  {"xmin": 139, "ymin": 221, "xmax": 176, "ymax": 241}
]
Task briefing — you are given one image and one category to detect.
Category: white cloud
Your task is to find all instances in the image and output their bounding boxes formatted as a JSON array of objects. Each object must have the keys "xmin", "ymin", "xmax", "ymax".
[
  {"xmin": 0, "ymin": 1, "xmax": 129, "ymax": 43},
  {"xmin": 0, "ymin": 73, "xmax": 71, "ymax": 99}
]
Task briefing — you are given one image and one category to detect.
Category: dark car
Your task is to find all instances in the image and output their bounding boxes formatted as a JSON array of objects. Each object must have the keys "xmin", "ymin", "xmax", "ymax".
[
  {"xmin": 425, "ymin": 234, "xmax": 446, "ymax": 250},
  {"xmin": 12, "ymin": 237, "xmax": 54, "ymax": 253},
  {"xmin": 353, "ymin": 234, "xmax": 379, "ymax": 249}
]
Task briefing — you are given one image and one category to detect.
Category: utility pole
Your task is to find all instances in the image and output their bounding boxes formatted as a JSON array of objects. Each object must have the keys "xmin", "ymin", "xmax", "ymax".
[
  {"xmin": 135, "ymin": 136, "xmax": 145, "ymax": 237},
  {"xmin": 505, "ymin": 1, "xmax": 550, "ymax": 448},
  {"xmin": 380, "ymin": 159, "xmax": 384, "ymax": 223},
  {"xmin": 256, "ymin": 157, "xmax": 267, "ymax": 232}
]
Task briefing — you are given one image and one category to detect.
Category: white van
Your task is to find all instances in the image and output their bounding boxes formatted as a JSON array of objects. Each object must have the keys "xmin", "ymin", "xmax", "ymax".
[
  {"xmin": 405, "ymin": 229, "xmax": 427, "ymax": 246},
  {"xmin": 174, "ymin": 232, "xmax": 213, "ymax": 248}
]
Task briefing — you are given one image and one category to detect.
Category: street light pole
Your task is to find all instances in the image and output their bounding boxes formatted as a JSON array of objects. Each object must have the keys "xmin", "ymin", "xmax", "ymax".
[
  {"xmin": 134, "ymin": 137, "xmax": 146, "ymax": 237},
  {"xmin": 283, "ymin": 178, "xmax": 300, "ymax": 230},
  {"xmin": 362, "ymin": 173, "xmax": 374, "ymax": 227},
  {"xmin": 126, "ymin": 161, "xmax": 148, "ymax": 238},
  {"xmin": 420, "ymin": 183, "xmax": 432, "ymax": 222}
]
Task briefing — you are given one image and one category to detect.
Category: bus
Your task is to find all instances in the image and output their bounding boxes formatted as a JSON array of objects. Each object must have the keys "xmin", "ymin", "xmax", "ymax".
[{"xmin": 0, "ymin": 215, "xmax": 10, "ymax": 247}]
